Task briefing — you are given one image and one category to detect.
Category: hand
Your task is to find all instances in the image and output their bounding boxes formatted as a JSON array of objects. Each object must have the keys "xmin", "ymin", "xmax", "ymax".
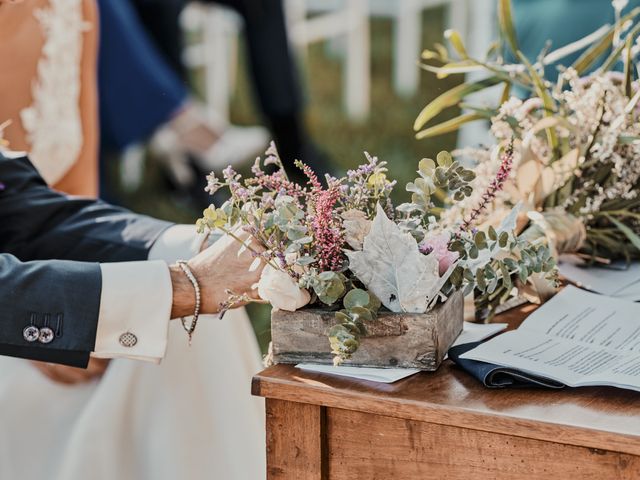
[
  {"xmin": 31, "ymin": 358, "xmax": 110, "ymax": 385},
  {"xmin": 170, "ymin": 229, "xmax": 265, "ymax": 318}
]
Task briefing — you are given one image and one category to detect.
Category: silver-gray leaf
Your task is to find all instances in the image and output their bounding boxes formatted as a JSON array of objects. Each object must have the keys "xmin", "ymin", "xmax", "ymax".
[{"xmin": 345, "ymin": 204, "xmax": 442, "ymax": 313}]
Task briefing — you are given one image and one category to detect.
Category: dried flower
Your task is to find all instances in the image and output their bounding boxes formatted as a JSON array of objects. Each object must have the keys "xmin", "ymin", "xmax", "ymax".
[{"xmin": 459, "ymin": 142, "xmax": 514, "ymax": 233}]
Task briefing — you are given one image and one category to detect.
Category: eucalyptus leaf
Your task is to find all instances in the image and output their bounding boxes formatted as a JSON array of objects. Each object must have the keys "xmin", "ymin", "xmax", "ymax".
[{"xmin": 344, "ymin": 289, "xmax": 370, "ymax": 309}]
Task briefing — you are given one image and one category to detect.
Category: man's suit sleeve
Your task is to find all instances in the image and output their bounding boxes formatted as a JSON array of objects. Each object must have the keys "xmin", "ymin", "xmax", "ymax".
[
  {"xmin": 0, "ymin": 254, "xmax": 101, "ymax": 367},
  {"xmin": 0, "ymin": 153, "xmax": 175, "ymax": 366},
  {"xmin": 0, "ymin": 153, "xmax": 172, "ymax": 263}
]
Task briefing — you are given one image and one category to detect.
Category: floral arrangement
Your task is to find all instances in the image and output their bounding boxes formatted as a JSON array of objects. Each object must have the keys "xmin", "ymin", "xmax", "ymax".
[
  {"xmin": 197, "ymin": 142, "xmax": 556, "ymax": 364},
  {"xmin": 413, "ymin": 0, "xmax": 640, "ymax": 313}
]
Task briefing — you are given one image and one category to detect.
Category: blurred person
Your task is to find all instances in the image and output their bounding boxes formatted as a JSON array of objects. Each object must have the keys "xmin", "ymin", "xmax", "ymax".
[
  {"xmin": 97, "ymin": 0, "xmax": 269, "ymax": 198},
  {"xmin": 128, "ymin": 0, "xmax": 329, "ymax": 185}
]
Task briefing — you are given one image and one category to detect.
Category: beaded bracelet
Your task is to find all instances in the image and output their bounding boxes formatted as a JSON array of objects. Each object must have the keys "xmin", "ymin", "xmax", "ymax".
[{"xmin": 176, "ymin": 260, "xmax": 201, "ymax": 345}]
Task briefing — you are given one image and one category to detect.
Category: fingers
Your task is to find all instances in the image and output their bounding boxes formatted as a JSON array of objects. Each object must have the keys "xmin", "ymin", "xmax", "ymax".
[{"xmin": 31, "ymin": 358, "xmax": 109, "ymax": 385}]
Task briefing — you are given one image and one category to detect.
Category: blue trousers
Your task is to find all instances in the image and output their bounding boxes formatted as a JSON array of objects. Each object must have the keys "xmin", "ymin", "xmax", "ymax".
[{"xmin": 97, "ymin": 0, "xmax": 188, "ymax": 152}]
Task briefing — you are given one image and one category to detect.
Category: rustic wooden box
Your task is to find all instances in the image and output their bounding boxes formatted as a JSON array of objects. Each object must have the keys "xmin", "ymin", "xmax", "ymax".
[{"xmin": 270, "ymin": 291, "xmax": 463, "ymax": 371}]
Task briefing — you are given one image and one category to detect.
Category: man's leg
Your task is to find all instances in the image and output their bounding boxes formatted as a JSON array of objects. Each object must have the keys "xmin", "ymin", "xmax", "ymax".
[
  {"xmin": 129, "ymin": 0, "xmax": 329, "ymax": 182},
  {"xmin": 128, "ymin": 0, "xmax": 188, "ymax": 79}
]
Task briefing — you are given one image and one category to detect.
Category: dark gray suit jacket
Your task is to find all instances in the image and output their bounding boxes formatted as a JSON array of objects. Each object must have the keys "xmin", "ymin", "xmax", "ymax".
[{"xmin": 0, "ymin": 152, "xmax": 172, "ymax": 367}]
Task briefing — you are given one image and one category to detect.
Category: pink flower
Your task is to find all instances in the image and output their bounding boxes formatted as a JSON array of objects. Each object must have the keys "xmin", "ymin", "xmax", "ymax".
[
  {"xmin": 420, "ymin": 232, "xmax": 458, "ymax": 276},
  {"xmin": 312, "ymin": 186, "xmax": 345, "ymax": 271},
  {"xmin": 459, "ymin": 141, "xmax": 514, "ymax": 233}
]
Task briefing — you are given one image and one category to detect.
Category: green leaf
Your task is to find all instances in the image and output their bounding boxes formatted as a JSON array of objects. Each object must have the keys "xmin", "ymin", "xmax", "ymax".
[
  {"xmin": 296, "ymin": 255, "xmax": 316, "ymax": 266},
  {"xmin": 498, "ymin": 232, "xmax": 509, "ymax": 248},
  {"xmin": 418, "ymin": 158, "xmax": 436, "ymax": 176},
  {"xmin": 606, "ymin": 215, "xmax": 640, "ymax": 252},
  {"xmin": 420, "ymin": 60, "xmax": 484, "ymax": 78},
  {"xmin": 499, "ymin": 262, "xmax": 512, "ymax": 290},
  {"xmin": 414, "ymin": 77, "xmax": 502, "ymax": 131},
  {"xmin": 444, "ymin": 29, "xmax": 468, "ymax": 58},
  {"xmin": 499, "ymin": 81, "xmax": 511, "ymax": 105},
  {"xmin": 516, "ymin": 51, "xmax": 558, "ymax": 155},
  {"xmin": 366, "ymin": 293, "xmax": 382, "ymax": 311},
  {"xmin": 349, "ymin": 306, "xmax": 373, "ymax": 322},
  {"xmin": 344, "ymin": 289, "xmax": 370, "ymax": 309},
  {"xmin": 436, "ymin": 151, "xmax": 453, "ymax": 167},
  {"xmin": 598, "ymin": 22, "xmax": 640, "ymax": 74},
  {"xmin": 474, "ymin": 231, "xmax": 488, "ymax": 250},
  {"xmin": 476, "ymin": 267, "xmax": 487, "ymax": 291},
  {"xmin": 624, "ymin": 34, "xmax": 634, "ymax": 98},
  {"xmin": 416, "ymin": 113, "xmax": 486, "ymax": 140},
  {"xmin": 498, "ymin": 0, "xmax": 519, "ymax": 56},
  {"xmin": 572, "ymin": 7, "xmax": 640, "ymax": 75}
]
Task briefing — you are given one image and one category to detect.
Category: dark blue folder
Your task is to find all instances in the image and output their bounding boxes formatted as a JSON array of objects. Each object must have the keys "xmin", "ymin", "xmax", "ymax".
[{"xmin": 448, "ymin": 342, "xmax": 565, "ymax": 389}]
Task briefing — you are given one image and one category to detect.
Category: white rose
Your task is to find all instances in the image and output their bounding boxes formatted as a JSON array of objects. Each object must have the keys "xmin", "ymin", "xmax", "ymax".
[{"xmin": 257, "ymin": 265, "xmax": 311, "ymax": 311}]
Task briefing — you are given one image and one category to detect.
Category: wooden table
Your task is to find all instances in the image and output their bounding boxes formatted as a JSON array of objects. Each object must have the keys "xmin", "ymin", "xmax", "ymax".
[{"xmin": 252, "ymin": 304, "xmax": 640, "ymax": 479}]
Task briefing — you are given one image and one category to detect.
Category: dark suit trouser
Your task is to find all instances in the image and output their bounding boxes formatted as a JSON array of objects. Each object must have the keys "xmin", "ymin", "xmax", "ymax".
[
  {"xmin": 128, "ymin": 0, "xmax": 325, "ymax": 180},
  {"xmin": 131, "ymin": 0, "xmax": 303, "ymax": 121}
]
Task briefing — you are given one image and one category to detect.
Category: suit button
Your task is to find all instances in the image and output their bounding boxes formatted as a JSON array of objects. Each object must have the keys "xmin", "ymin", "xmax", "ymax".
[
  {"xmin": 23, "ymin": 326, "xmax": 40, "ymax": 342},
  {"xmin": 38, "ymin": 327, "xmax": 54, "ymax": 344}
]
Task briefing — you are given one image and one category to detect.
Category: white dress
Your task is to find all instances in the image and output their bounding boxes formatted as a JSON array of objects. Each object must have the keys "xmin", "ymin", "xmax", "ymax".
[{"xmin": 0, "ymin": 312, "xmax": 266, "ymax": 480}]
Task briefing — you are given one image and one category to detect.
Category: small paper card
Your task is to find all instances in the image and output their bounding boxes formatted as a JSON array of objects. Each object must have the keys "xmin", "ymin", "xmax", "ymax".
[
  {"xmin": 296, "ymin": 364, "xmax": 420, "ymax": 383},
  {"xmin": 452, "ymin": 321, "xmax": 508, "ymax": 348}
]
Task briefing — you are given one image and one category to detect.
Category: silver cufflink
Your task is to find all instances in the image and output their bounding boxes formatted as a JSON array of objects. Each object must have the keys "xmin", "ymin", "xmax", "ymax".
[
  {"xmin": 119, "ymin": 332, "xmax": 138, "ymax": 348},
  {"xmin": 38, "ymin": 327, "xmax": 54, "ymax": 344},
  {"xmin": 23, "ymin": 325, "xmax": 40, "ymax": 343}
]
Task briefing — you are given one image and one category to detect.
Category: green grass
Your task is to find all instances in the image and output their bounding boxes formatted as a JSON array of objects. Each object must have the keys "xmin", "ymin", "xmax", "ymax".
[{"xmin": 113, "ymin": 11, "xmax": 460, "ymax": 352}]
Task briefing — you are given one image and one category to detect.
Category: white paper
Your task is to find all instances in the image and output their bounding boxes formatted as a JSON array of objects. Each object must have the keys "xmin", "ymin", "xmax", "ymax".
[
  {"xmin": 295, "ymin": 364, "xmax": 420, "ymax": 383},
  {"xmin": 558, "ymin": 255, "xmax": 640, "ymax": 301},
  {"xmin": 296, "ymin": 322, "xmax": 507, "ymax": 383},
  {"xmin": 462, "ymin": 286, "xmax": 640, "ymax": 392},
  {"xmin": 453, "ymin": 321, "xmax": 508, "ymax": 347}
]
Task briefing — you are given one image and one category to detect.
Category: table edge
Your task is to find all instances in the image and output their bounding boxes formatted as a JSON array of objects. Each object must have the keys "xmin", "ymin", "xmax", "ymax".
[{"xmin": 252, "ymin": 373, "xmax": 640, "ymax": 456}]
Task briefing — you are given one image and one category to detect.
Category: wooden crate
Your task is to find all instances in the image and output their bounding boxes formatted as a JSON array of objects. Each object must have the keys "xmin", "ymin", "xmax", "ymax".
[{"xmin": 270, "ymin": 290, "xmax": 463, "ymax": 370}]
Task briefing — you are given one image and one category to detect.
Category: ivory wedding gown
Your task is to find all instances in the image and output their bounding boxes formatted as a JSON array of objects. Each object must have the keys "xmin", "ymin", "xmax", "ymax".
[
  {"xmin": 0, "ymin": 311, "xmax": 266, "ymax": 480},
  {"xmin": 0, "ymin": 1, "xmax": 265, "ymax": 478}
]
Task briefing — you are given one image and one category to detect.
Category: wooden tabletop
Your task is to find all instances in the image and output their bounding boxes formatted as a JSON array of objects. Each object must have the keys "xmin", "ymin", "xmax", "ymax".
[{"xmin": 253, "ymin": 303, "xmax": 640, "ymax": 456}]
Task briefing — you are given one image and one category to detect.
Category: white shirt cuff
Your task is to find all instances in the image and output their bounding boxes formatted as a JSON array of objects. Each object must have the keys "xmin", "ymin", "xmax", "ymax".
[
  {"xmin": 92, "ymin": 261, "xmax": 172, "ymax": 363},
  {"xmin": 148, "ymin": 224, "xmax": 206, "ymax": 263}
]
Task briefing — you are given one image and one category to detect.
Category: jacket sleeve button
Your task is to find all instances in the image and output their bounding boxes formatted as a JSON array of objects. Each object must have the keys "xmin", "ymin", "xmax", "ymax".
[
  {"xmin": 23, "ymin": 326, "xmax": 40, "ymax": 342},
  {"xmin": 38, "ymin": 327, "xmax": 54, "ymax": 344}
]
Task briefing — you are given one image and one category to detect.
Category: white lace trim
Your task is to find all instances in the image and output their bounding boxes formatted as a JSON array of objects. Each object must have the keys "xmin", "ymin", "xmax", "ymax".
[{"xmin": 20, "ymin": 0, "xmax": 89, "ymax": 185}]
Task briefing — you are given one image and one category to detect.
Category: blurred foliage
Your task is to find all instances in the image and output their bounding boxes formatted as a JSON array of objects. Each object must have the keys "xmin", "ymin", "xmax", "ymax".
[{"xmin": 111, "ymin": 11, "xmax": 460, "ymax": 353}]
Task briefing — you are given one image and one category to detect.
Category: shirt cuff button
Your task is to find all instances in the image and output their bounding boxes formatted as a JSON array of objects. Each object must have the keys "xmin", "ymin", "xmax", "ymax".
[{"xmin": 119, "ymin": 332, "xmax": 138, "ymax": 348}]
